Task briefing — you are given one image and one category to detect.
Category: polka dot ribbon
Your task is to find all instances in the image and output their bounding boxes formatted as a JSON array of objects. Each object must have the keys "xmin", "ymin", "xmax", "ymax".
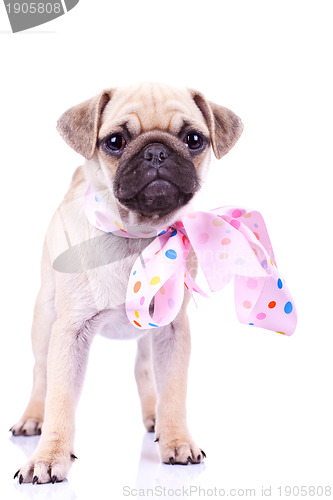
[{"xmin": 84, "ymin": 188, "xmax": 297, "ymax": 336}]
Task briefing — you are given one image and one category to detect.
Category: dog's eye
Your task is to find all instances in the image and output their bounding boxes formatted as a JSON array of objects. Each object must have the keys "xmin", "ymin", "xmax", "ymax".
[
  {"xmin": 184, "ymin": 132, "xmax": 204, "ymax": 151},
  {"xmin": 105, "ymin": 134, "xmax": 127, "ymax": 152}
]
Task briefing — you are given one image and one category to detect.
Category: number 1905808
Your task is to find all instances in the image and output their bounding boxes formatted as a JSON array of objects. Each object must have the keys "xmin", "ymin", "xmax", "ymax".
[
  {"xmin": 277, "ymin": 486, "xmax": 332, "ymax": 496},
  {"xmin": 5, "ymin": 3, "xmax": 62, "ymax": 14}
]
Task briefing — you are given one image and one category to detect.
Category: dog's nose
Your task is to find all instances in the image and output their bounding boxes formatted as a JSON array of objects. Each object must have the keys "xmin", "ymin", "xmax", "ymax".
[{"xmin": 143, "ymin": 143, "xmax": 169, "ymax": 167}]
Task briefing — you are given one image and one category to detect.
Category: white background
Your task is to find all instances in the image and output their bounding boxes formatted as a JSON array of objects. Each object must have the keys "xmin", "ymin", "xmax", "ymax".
[{"xmin": 0, "ymin": 1, "xmax": 332, "ymax": 499}]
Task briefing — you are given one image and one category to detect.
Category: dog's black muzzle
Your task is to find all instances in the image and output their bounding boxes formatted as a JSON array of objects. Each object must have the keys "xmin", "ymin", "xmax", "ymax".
[{"xmin": 114, "ymin": 135, "xmax": 200, "ymax": 217}]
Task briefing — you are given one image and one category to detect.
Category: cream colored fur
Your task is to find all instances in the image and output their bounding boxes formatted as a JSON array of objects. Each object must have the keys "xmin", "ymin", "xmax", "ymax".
[{"xmin": 11, "ymin": 83, "xmax": 243, "ymax": 483}]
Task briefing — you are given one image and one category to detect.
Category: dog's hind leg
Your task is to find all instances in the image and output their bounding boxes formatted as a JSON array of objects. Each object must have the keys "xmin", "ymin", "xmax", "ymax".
[
  {"xmin": 134, "ymin": 332, "xmax": 157, "ymax": 432},
  {"xmin": 11, "ymin": 240, "xmax": 56, "ymax": 436},
  {"xmin": 152, "ymin": 310, "xmax": 205, "ymax": 465}
]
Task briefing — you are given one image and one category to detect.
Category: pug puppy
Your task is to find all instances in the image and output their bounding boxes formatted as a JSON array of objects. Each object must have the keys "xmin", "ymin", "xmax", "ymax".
[{"xmin": 11, "ymin": 83, "xmax": 243, "ymax": 484}]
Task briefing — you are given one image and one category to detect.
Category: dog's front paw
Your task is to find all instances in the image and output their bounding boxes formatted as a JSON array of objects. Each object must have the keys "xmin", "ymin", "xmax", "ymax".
[
  {"xmin": 14, "ymin": 446, "xmax": 77, "ymax": 484},
  {"xmin": 157, "ymin": 434, "xmax": 206, "ymax": 465}
]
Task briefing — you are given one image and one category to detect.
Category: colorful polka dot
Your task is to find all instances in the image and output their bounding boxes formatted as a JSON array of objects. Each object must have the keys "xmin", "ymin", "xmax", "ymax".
[
  {"xmin": 284, "ymin": 301, "xmax": 293, "ymax": 314},
  {"xmin": 256, "ymin": 313, "xmax": 266, "ymax": 320},
  {"xmin": 159, "ymin": 286, "xmax": 165, "ymax": 295},
  {"xmin": 140, "ymin": 296, "xmax": 145, "ymax": 305},
  {"xmin": 232, "ymin": 209, "xmax": 243, "ymax": 218},
  {"xmin": 95, "ymin": 194, "xmax": 100, "ymax": 202},
  {"xmin": 158, "ymin": 230, "xmax": 166, "ymax": 236},
  {"xmin": 243, "ymin": 300, "xmax": 252, "ymax": 309},
  {"xmin": 235, "ymin": 258, "xmax": 245, "ymax": 265},
  {"xmin": 115, "ymin": 221, "xmax": 123, "ymax": 229},
  {"xmin": 198, "ymin": 233, "xmax": 209, "ymax": 244},
  {"xmin": 221, "ymin": 238, "xmax": 231, "ymax": 245},
  {"xmin": 168, "ymin": 298, "xmax": 175, "ymax": 309},
  {"xmin": 134, "ymin": 320, "xmax": 141, "ymax": 328},
  {"xmin": 247, "ymin": 278, "xmax": 258, "ymax": 289},
  {"xmin": 135, "ymin": 311, "xmax": 139, "ymax": 318},
  {"xmin": 165, "ymin": 249, "xmax": 177, "ymax": 260},
  {"xmin": 133, "ymin": 270, "xmax": 137, "ymax": 275},
  {"xmin": 277, "ymin": 278, "xmax": 283, "ymax": 289},
  {"xmin": 134, "ymin": 281, "xmax": 141, "ymax": 293},
  {"xmin": 212, "ymin": 217, "xmax": 225, "ymax": 227},
  {"xmin": 187, "ymin": 213, "xmax": 197, "ymax": 219},
  {"xmin": 170, "ymin": 229, "xmax": 178, "ymax": 237},
  {"xmin": 268, "ymin": 301, "xmax": 276, "ymax": 309},
  {"xmin": 254, "ymin": 232, "xmax": 260, "ymax": 240},
  {"xmin": 182, "ymin": 235, "xmax": 186, "ymax": 245},
  {"xmin": 150, "ymin": 276, "xmax": 161, "ymax": 286},
  {"xmin": 230, "ymin": 219, "xmax": 241, "ymax": 230},
  {"xmin": 252, "ymin": 248, "xmax": 258, "ymax": 256},
  {"xmin": 148, "ymin": 323, "xmax": 159, "ymax": 327},
  {"xmin": 261, "ymin": 259, "xmax": 267, "ymax": 269}
]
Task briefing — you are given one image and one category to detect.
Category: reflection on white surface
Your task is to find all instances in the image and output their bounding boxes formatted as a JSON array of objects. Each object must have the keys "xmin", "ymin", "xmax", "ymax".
[
  {"xmin": 135, "ymin": 433, "xmax": 206, "ymax": 491},
  {"xmin": 11, "ymin": 480, "xmax": 76, "ymax": 500},
  {"xmin": 9, "ymin": 435, "xmax": 40, "ymax": 460}
]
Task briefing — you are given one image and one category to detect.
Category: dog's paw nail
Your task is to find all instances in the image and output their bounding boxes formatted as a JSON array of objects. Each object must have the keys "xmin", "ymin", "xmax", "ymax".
[
  {"xmin": 32, "ymin": 476, "xmax": 38, "ymax": 485},
  {"xmin": 197, "ymin": 454, "xmax": 202, "ymax": 462},
  {"xmin": 201, "ymin": 449, "xmax": 206, "ymax": 458},
  {"xmin": 169, "ymin": 457, "xmax": 175, "ymax": 465},
  {"xmin": 22, "ymin": 429, "xmax": 27, "ymax": 435},
  {"xmin": 154, "ymin": 437, "xmax": 159, "ymax": 442},
  {"xmin": 37, "ymin": 428, "xmax": 42, "ymax": 435},
  {"xmin": 19, "ymin": 474, "xmax": 23, "ymax": 485},
  {"xmin": 12, "ymin": 430, "xmax": 16, "ymax": 436},
  {"xmin": 70, "ymin": 454, "xmax": 78, "ymax": 460},
  {"xmin": 13, "ymin": 470, "xmax": 20, "ymax": 480},
  {"xmin": 51, "ymin": 475, "xmax": 57, "ymax": 484},
  {"xmin": 187, "ymin": 456, "xmax": 193, "ymax": 464}
]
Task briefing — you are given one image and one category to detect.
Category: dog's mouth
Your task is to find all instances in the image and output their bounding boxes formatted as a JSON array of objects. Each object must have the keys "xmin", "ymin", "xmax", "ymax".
[
  {"xmin": 113, "ymin": 139, "xmax": 200, "ymax": 217},
  {"xmin": 121, "ymin": 179, "xmax": 193, "ymax": 217}
]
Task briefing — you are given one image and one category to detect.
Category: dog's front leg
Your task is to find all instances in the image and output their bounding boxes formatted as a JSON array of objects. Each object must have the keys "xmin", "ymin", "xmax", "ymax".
[
  {"xmin": 152, "ymin": 311, "xmax": 205, "ymax": 465},
  {"xmin": 15, "ymin": 314, "xmax": 96, "ymax": 484}
]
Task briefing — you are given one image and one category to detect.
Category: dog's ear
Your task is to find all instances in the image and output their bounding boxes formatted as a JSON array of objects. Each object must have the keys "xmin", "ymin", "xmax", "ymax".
[
  {"xmin": 57, "ymin": 89, "xmax": 114, "ymax": 159},
  {"xmin": 190, "ymin": 90, "xmax": 244, "ymax": 160}
]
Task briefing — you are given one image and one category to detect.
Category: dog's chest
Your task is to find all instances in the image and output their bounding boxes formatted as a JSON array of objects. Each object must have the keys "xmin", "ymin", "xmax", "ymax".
[{"xmin": 82, "ymin": 233, "xmax": 154, "ymax": 311}]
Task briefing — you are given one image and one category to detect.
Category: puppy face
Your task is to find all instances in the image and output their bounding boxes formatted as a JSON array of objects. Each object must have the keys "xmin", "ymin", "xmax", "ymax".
[{"xmin": 57, "ymin": 83, "xmax": 243, "ymax": 222}]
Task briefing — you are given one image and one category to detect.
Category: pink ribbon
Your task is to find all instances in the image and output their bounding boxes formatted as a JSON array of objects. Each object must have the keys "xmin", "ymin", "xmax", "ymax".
[{"xmin": 84, "ymin": 188, "xmax": 297, "ymax": 336}]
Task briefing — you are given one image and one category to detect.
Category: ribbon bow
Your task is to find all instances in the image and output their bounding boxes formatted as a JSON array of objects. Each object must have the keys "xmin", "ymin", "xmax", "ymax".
[{"xmin": 85, "ymin": 188, "xmax": 297, "ymax": 336}]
